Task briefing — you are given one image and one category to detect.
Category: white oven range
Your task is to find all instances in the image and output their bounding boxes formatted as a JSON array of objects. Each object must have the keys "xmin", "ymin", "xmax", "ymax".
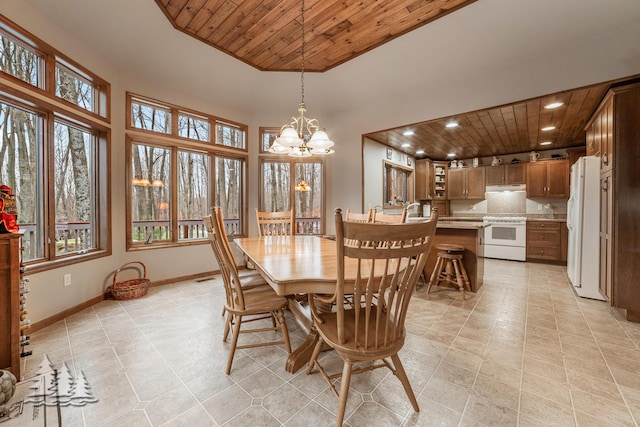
[{"xmin": 482, "ymin": 216, "xmax": 527, "ymax": 261}]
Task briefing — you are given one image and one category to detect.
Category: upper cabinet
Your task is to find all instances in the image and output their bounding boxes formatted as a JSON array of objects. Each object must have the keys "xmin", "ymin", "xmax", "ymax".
[
  {"xmin": 526, "ymin": 159, "xmax": 569, "ymax": 198},
  {"xmin": 414, "ymin": 159, "xmax": 433, "ymax": 200},
  {"xmin": 448, "ymin": 167, "xmax": 486, "ymax": 199},
  {"xmin": 485, "ymin": 163, "xmax": 526, "ymax": 185},
  {"xmin": 586, "ymin": 93, "xmax": 614, "ymax": 172},
  {"xmin": 433, "ymin": 162, "xmax": 448, "ymax": 200}
]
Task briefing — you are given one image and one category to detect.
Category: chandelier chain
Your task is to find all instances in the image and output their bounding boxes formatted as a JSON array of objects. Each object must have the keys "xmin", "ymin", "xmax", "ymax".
[{"xmin": 300, "ymin": 0, "xmax": 305, "ymax": 105}]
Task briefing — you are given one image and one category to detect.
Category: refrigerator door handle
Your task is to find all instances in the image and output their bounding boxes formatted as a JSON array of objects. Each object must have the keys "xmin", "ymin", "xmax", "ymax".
[{"xmin": 567, "ymin": 198, "xmax": 574, "ymax": 230}]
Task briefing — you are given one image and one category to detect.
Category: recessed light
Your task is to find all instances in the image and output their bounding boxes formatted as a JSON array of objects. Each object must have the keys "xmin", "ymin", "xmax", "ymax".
[
  {"xmin": 401, "ymin": 143, "xmax": 410, "ymax": 148},
  {"xmin": 544, "ymin": 102, "xmax": 564, "ymax": 109},
  {"xmin": 416, "ymin": 149, "xmax": 425, "ymax": 155},
  {"xmin": 445, "ymin": 121, "xmax": 459, "ymax": 128},
  {"xmin": 447, "ymin": 152, "xmax": 456, "ymax": 157},
  {"xmin": 403, "ymin": 130, "xmax": 414, "ymax": 136},
  {"xmin": 541, "ymin": 126, "xmax": 556, "ymax": 131},
  {"xmin": 540, "ymin": 141, "xmax": 552, "ymax": 146}
]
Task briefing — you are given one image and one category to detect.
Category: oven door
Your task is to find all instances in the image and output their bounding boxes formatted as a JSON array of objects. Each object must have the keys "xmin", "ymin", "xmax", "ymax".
[{"xmin": 484, "ymin": 223, "xmax": 526, "ymax": 247}]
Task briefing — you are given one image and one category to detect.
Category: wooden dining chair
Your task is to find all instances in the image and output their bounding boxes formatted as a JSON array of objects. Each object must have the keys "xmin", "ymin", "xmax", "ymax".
[
  {"xmin": 344, "ymin": 208, "xmax": 373, "ymax": 223},
  {"xmin": 371, "ymin": 206, "xmax": 407, "ymax": 224},
  {"xmin": 255, "ymin": 208, "xmax": 295, "ymax": 236},
  {"xmin": 203, "ymin": 215, "xmax": 269, "ymax": 316},
  {"xmin": 205, "ymin": 208, "xmax": 291, "ymax": 374},
  {"xmin": 306, "ymin": 207, "xmax": 438, "ymax": 426}
]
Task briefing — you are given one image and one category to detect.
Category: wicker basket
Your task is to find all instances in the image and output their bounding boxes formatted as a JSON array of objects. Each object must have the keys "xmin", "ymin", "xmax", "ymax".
[{"xmin": 106, "ymin": 261, "xmax": 150, "ymax": 300}]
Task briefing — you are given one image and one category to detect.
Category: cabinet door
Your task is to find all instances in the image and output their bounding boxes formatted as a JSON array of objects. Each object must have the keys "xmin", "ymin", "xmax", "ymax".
[
  {"xmin": 466, "ymin": 168, "xmax": 486, "ymax": 199},
  {"xmin": 414, "ymin": 159, "xmax": 431, "ymax": 200},
  {"xmin": 505, "ymin": 163, "xmax": 526, "ymax": 184},
  {"xmin": 447, "ymin": 169, "xmax": 466, "ymax": 199},
  {"xmin": 485, "ymin": 165, "xmax": 504, "ymax": 185},
  {"xmin": 526, "ymin": 162, "xmax": 547, "ymax": 197},
  {"xmin": 546, "ymin": 160, "xmax": 569, "ymax": 198},
  {"xmin": 599, "ymin": 172, "xmax": 612, "ymax": 300},
  {"xmin": 601, "ymin": 99, "xmax": 614, "ymax": 172}
]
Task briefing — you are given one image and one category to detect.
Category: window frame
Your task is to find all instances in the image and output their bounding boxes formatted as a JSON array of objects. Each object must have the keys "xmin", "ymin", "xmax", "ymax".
[
  {"xmin": 0, "ymin": 15, "xmax": 110, "ymax": 122},
  {"xmin": 258, "ymin": 128, "xmax": 326, "ymax": 235},
  {"xmin": 126, "ymin": 93, "xmax": 248, "ymax": 151},
  {"xmin": 0, "ymin": 17, "xmax": 111, "ymax": 274},
  {"xmin": 125, "ymin": 96, "xmax": 249, "ymax": 250}
]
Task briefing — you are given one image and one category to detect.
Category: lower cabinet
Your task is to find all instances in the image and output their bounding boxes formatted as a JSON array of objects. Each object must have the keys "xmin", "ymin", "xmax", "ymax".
[{"xmin": 526, "ymin": 221, "xmax": 567, "ymax": 263}]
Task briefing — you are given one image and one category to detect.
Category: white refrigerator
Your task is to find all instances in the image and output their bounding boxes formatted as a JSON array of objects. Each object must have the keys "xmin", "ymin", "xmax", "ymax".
[{"xmin": 567, "ymin": 156, "xmax": 603, "ymax": 300}]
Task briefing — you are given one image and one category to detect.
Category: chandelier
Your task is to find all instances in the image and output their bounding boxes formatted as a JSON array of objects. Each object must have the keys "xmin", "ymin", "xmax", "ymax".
[{"xmin": 269, "ymin": 0, "xmax": 334, "ymax": 157}]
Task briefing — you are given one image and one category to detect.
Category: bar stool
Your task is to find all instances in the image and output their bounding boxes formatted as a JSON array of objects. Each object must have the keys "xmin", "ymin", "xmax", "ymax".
[{"xmin": 427, "ymin": 243, "xmax": 470, "ymax": 299}]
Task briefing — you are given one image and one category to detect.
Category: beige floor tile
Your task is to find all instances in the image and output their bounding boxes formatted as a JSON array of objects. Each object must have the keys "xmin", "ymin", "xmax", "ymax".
[
  {"xmin": 521, "ymin": 371, "xmax": 571, "ymax": 407},
  {"xmin": 570, "ymin": 388, "xmax": 635, "ymax": 426},
  {"xmin": 201, "ymin": 383, "xmax": 252, "ymax": 425},
  {"xmin": 519, "ymin": 390, "xmax": 575, "ymax": 426},
  {"xmin": 13, "ymin": 259, "xmax": 640, "ymax": 426}
]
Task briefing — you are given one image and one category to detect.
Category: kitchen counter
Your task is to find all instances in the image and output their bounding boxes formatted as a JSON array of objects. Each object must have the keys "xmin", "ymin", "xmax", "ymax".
[
  {"xmin": 437, "ymin": 221, "xmax": 489, "ymax": 229},
  {"xmin": 427, "ymin": 222, "xmax": 486, "ymax": 293}
]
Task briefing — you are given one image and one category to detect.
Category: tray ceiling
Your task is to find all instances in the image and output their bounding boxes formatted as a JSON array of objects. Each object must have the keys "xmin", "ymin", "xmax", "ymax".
[{"xmin": 154, "ymin": 0, "xmax": 477, "ymax": 72}]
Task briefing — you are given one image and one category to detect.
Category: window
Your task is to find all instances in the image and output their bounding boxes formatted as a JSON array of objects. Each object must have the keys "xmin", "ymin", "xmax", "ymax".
[
  {"xmin": 259, "ymin": 129, "xmax": 325, "ymax": 235},
  {"xmin": 127, "ymin": 94, "xmax": 248, "ymax": 248},
  {"xmin": 128, "ymin": 93, "xmax": 247, "ymax": 150},
  {"xmin": 0, "ymin": 17, "xmax": 110, "ymax": 271},
  {"xmin": 383, "ymin": 161, "xmax": 412, "ymax": 206},
  {"xmin": 0, "ymin": 16, "xmax": 109, "ymax": 120}
]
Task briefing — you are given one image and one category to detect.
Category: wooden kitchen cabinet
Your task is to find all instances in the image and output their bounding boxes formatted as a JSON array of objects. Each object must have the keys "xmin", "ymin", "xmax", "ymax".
[
  {"xmin": 526, "ymin": 221, "xmax": 567, "ymax": 263},
  {"xmin": 587, "ymin": 82, "xmax": 640, "ymax": 321},
  {"xmin": 447, "ymin": 167, "xmax": 485, "ymax": 200},
  {"xmin": 0, "ymin": 234, "xmax": 22, "ymax": 380},
  {"xmin": 526, "ymin": 159, "xmax": 569, "ymax": 198},
  {"xmin": 587, "ymin": 92, "xmax": 614, "ymax": 171},
  {"xmin": 485, "ymin": 163, "xmax": 526, "ymax": 186},
  {"xmin": 414, "ymin": 158, "xmax": 433, "ymax": 200},
  {"xmin": 433, "ymin": 162, "xmax": 448, "ymax": 200},
  {"xmin": 599, "ymin": 171, "xmax": 613, "ymax": 300}
]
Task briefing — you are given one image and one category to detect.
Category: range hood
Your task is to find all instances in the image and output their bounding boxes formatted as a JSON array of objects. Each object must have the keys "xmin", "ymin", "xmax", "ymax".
[{"xmin": 485, "ymin": 184, "xmax": 526, "ymax": 192}]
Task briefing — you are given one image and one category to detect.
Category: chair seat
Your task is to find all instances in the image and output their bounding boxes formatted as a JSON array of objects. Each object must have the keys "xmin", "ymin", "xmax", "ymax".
[
  {"xmin": 237, "ymin": 271, "xmax": 269, "ymax": 289},
  {"xmin": 314, "ymin": 310, "xmax": 405, "ymax": 360},
  {"xmin": 435, "ymin": 243, "xmax": 464, "ymax": 252},
  {"xmin": 230, "ymin": 287, "xmax": 288, "ymax": 316}
]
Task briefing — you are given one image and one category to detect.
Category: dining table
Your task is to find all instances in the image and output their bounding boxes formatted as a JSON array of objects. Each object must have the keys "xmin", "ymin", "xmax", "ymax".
[{"xmin": 233, "ymin": 234, "xmax": 387, "ymax": 373}]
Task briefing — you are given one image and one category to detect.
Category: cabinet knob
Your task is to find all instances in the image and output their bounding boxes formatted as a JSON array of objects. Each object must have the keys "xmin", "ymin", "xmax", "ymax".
[
  {"xmin": 540, "ymin": 250, "xmax": 544, "ymax": 254},
  {"xmin": 540, "ymin": 235, "xmax": 545, "ymax": 239},
  {"xmin": 540, "ymin": 224, "xmax": 545, "ymax": 227}
]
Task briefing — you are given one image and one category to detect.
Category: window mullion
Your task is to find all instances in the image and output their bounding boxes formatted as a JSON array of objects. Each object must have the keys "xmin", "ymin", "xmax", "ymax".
[{"xmin": 170, "ymin": 148, "xmax": 179, "ymax": 242}]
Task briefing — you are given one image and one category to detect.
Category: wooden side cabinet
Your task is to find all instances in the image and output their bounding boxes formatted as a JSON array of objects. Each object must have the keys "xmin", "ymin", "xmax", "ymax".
[
  {"xmin": 588, "ymin": 82, "xmax": 640, "ymax": 321},
  {"xmin": 0, "ymin": 233, "xmax": 22, "ymax": 380},
  {"xmin": 526, "ymin": 159, "xmax": 569, "ymax": 198},
  {"xmin": 526, "ymin": 221, "xmax": 567, "ymax": 263}
]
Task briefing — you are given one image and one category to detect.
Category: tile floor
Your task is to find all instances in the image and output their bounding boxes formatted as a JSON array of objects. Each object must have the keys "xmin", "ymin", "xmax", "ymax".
[{"xmin": 7, "ymin": 259, "xmax": 640, "ymax": 426}]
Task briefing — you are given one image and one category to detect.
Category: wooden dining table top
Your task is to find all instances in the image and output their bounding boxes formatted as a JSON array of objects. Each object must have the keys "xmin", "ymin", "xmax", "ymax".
[
  {"xmin": 233, "ymin": 235, "xmax": 342, "ymax": 296},
  {"xmin": 234, "ymin": 235, "xmax": 393, "ymax": 296}
]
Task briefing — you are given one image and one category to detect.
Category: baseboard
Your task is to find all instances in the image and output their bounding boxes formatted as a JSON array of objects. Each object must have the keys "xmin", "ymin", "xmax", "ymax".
[{"xmin": 29, "ymin": 270, "xmax": 219, "ymax": 333}]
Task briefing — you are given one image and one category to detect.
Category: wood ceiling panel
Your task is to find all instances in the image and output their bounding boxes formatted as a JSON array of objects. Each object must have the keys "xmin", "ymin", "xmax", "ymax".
[
  {"xmin": 363, "ymin": 80, "xmax": 624, "ymax": 161},
  {"xmin": 155, "ymin": 0, "xmax": 477, "ymax": 72}
]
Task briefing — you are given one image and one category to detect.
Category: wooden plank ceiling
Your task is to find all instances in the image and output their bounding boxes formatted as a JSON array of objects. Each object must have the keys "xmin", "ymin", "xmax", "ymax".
[
  {"xmin": 154, "ymin": 1, "xmax": 634, "ymax": 160},
  {"xmin": 364, "ymin": 82, "xmax": 615, "ymax": 161},
  {"xmin": 154, "ymin": 0, "xmax": 477, "ymax": 72}
]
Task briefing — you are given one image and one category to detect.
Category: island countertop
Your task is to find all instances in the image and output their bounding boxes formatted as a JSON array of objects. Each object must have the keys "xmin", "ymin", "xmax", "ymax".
[{"xmin": 437, "ymin": 221, "xmax": 489, "ymax": 229}]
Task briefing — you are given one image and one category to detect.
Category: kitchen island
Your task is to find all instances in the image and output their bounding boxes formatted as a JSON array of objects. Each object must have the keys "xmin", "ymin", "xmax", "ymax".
[{"xmin": 410, "ymin": 219, "xmax": 488, "ymax": 293}]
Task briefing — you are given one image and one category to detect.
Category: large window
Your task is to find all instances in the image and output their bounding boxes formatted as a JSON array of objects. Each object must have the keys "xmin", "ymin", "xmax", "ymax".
[
  {"xmin": 259, "ymin": 129, "xmax": 325, "ymax": 235},
  {"xmin": 127, "ymin": 94, "xmax": 248, "ymax": 248},
  {"xmin": 0, "ymin": 17, "xmax": 110, "ymax": 271}
]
